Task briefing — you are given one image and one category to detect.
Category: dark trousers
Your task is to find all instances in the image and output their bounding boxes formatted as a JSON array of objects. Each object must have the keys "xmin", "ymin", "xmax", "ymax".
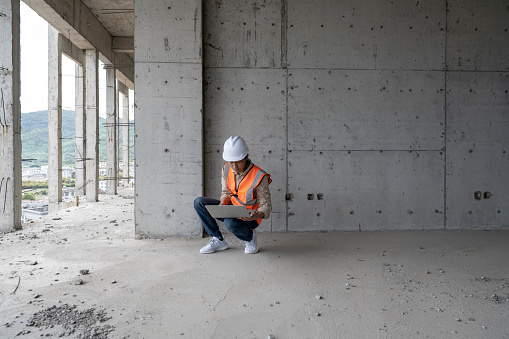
[{"xmin": 194, "ymin": 197, "xmax": 258, "ymax": 242}]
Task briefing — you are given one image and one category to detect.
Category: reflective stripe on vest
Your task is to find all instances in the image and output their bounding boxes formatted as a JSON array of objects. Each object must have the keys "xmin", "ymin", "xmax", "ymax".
[{"xmin": 223, "ymin": 162, "xmax": 271, "ymax": 225}]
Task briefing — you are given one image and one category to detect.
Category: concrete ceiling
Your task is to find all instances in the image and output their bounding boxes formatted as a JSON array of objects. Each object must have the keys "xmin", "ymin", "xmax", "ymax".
[
  {"xmin": 23, "ymin": 0, "xmax": 135, "ymax": 88},
  {"xmin": 82, "ymin": 0, "xmax": 134, "ymax": 61},
  {"xmin": 81, "ymin": 0, "xmax": 134, "ymax": 38}
]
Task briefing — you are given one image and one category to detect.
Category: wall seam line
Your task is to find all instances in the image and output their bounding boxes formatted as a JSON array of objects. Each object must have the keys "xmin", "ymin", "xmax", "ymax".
[
  {"xmin": 282, "ymin": 0, "xmax": 289, "ymax": 232},
  {"xmin": 444, "ymin": 0, "xmax": 448, "ymax": 230}
]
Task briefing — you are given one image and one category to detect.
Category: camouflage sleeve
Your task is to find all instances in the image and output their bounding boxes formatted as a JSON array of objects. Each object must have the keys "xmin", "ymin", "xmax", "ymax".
[
  {"xmin": 220, "ymin": 167, "xmax": 231, "ymax": 202},
  {"xmin": 255, "ymin": 175, "xmax": 272, "ymax": 219}
]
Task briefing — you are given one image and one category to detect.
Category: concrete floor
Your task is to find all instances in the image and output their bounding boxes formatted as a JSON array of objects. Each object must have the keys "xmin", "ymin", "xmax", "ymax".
[{"xmin": 1, "ymin": 188, "xmax": 508, "ymax": 339}]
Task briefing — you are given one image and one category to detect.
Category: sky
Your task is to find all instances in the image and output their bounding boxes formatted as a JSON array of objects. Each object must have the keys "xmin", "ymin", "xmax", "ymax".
[{"xmin": 20, "ymin": 2, "xmax": 125, "ymax": 118}]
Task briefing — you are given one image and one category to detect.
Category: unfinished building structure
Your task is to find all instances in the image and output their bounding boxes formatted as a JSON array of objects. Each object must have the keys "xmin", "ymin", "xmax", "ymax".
[
  {"xmin": 1, "ymin": 0, "xmax": 507, "ymax": 237},
  {"xmin": 1, "ymin": 0, "xmax": 134, "ymax": 230}
]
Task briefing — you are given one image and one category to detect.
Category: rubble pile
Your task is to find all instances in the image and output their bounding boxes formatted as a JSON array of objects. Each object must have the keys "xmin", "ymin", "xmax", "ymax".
[{"xmin": 22, "ymin": 304, "xmax": 114, "ymax": 338}]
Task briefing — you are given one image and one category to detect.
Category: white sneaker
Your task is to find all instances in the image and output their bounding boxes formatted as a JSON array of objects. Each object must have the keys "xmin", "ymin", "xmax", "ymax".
[
  {"xmin": 244, "ymin": 230, "xmax": 258, "ymax": 254},
  {"xmin": 200, "ymin": 237, "xmax": 229, "ymax": 254}
]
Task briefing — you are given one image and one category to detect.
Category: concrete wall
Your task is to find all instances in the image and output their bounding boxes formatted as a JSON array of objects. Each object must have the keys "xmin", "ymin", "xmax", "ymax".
[
  {"xmin": 133, "ymin": 0, "xmax": 508, "ymax": 238},
  {"xmin": 202, "ymin": 0, "xmax": 509, "ymax": 233},
  {"xmin": 134, "ymin": 0, "xmax": 203, "ymax": 238}
]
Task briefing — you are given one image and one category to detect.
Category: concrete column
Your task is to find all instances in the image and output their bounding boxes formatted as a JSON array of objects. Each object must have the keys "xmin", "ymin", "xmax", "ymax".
[
  {"xmin": 48, "ymin": 26, "xmax": 62, "ymax": 214},
  {"xmin": 0, "ymin": 0, "xmax": 21, "ymax": 231},
  {"xmin": 117, "ymin": 80, "xmax": 129, "ymax": 185},
  {"xmin": 85, "ymin": 50, "xmax": 99, "ymax": 202},
  {"xmin": 75, "ymin": 62, "xmax": 86, "ymax": 197},
  {"xmin": 105, "ymin": 66, "xmax": 117, "ymax": 195},
  {"xmin": 116, "ymin": 85, "xmax": 120, "ymax": 187},
  {"xmin": 134, "ymin": 1, "xmax": 203, "ymax": 238},
  {"xmin": 122, "ymin": 92, "xmax": 130, "ymax": 185}
]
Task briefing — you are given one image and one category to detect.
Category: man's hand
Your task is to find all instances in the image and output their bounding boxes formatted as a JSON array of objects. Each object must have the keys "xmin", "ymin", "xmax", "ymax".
[
  {"xmin": 219, "ymin": 197, "xmax": 231, "ymax": 205},
  {"xmin": 239, "ymin": 211, "xmax": 265, "ymax": 221}
]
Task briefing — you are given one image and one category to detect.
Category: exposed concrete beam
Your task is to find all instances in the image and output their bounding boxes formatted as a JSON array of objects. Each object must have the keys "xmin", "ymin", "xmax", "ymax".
[
  {"xmin": 61, "ymin": 34, "xmax": 84, "ymax": 65},
  {"xmin": 114, "ymin": 53, "xmax": 134, "ymax": 90},
  {"xmin": 112, "ymin": 36, "xmax": 133, "ymax": 53},
  {"xmin": 22, "ymin": 0, "xmax": 133, "ymax": 86},
  {"xmin": 117, "ymin": 81, "xmax": 129, "ymax": 96}
]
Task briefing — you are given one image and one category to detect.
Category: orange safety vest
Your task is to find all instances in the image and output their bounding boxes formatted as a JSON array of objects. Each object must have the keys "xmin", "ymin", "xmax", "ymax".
[{"xmin": 223, "ymin": 162, "xmax": 271, "ymax": 225}]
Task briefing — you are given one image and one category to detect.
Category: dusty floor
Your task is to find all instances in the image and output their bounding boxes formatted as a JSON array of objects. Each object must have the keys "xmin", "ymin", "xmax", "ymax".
[{"xmin": 1, "ymin": 188, "xmax": 508, "ymax": 339}]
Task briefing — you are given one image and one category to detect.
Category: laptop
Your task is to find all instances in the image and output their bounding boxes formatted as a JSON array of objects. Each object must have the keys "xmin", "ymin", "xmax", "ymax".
[{"xmin": 205, "ymin": 205, "xmax": 251, "ymax": 218}]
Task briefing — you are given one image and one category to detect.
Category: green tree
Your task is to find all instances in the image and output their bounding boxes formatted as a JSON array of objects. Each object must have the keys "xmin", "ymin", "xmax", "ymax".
[
  {"xmin": 22, "ymin": 192, "xmax": 36, "ymax": 201},
  {"xmin": 22, "ymin": 181, "xmax": 48, "ymax": 190}
]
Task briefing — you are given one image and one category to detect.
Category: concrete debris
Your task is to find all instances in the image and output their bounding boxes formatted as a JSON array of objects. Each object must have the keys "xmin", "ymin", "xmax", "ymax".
[
  {"xmin": 24, "ymin": 304, "xmax": 114, "ymax": 338},
  {"xmin": 16, "ymin": 330, "xmax": 31, "ymax": 336}
]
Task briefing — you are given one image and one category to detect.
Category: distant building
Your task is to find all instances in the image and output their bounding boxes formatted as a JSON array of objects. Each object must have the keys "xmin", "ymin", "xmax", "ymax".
[
  {"xmin": 62, "ymin": 187, "xmax": 75, "ymax": 201},
  {"xmin": 22, "ymin": 201, "xmax": 48, "ymax": 222},
  {"xmin": 23, "ymin": 165, "xmax": 74, "ymax": 180},
  {"xmin": 62, "ymin": 166, "xmax": 74, "ymax": 179},
  {"xmin": 30, "ymin": 173, "xmax": 47, "ymax": 181},
  {"xmin": 22, "ymin": 167, "xmax": 41, "ymax": 177},
  {"xmin": 99, "ymin": 162, "xmax": 107, "ymax": 176}
]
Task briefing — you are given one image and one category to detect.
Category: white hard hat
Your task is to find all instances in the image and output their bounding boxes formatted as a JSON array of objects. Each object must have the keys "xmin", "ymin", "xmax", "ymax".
[{"xmin": 223, "ymin": 136, "xmax": 249, "ymax": 161}]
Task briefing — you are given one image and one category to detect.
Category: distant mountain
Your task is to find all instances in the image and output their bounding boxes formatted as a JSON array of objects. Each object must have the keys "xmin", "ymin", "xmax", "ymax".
[{"xmin": 21, "ymin": 110, "xmax": 134, "ymax": 167}]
